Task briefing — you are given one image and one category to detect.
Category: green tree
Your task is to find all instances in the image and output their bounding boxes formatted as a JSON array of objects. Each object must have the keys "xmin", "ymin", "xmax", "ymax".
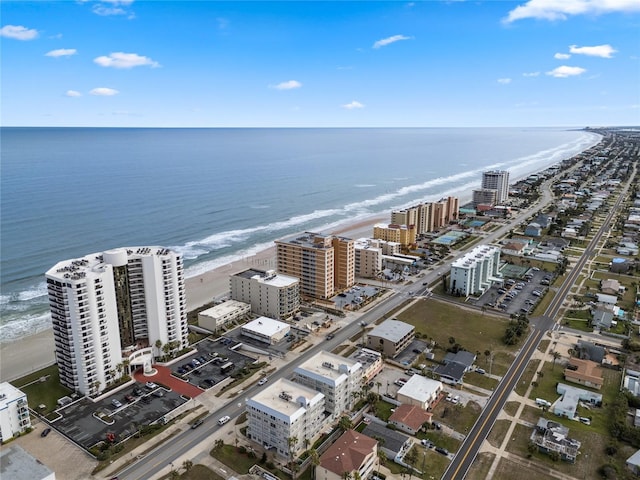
[
  {"xmin": 287, "ymin": 436, "xmax": 298, "ymax": 478},
  {"xmin": 339, "ymin": 415, "xmax": 353, "ymax": 431},
  {"xmin": 182, "ymin": 459, "xmax": 193, "ymax": 472},
  {"xmin": 309, "ymin": 448, "xmax": 320, "ymax": 480},
  {"xmin": 551, "ymin": 351, "xmax": 561, "ymax": 371}
]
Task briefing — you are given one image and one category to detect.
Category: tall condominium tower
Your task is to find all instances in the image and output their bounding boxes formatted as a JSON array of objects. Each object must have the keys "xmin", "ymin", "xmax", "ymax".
[
  {"xmin": 275, "ymin": 232, "xmax": 354, "ymax": 299},
  {"xmin": 481, "ymin": 170, "xmax": 510, "ymax": 204},
  {"xmin": 46, "ymin": 247, "xmax": 188, "ymax": 395}
]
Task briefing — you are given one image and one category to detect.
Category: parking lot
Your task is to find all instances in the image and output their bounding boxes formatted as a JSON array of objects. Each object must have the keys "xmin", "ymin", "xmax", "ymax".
[
  {"xmin": 171, "ymin": 337, "xmax": 258, "ymax": 390},
  {"xmin": 333, "ymin": 284, "xmax": 380, "ymax": 309},
  {"xmin": 475, "ymin": 266, "xmax": 554, "ymax": 315},
  {"xmin": 49, "ymin": 383, "xmax": 188, "ymax": 449}
]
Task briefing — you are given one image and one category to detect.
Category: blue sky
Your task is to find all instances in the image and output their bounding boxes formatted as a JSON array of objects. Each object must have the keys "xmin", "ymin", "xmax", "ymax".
[{"xmin": 1, "ymin": 0, "xmax": 639, "ymax": 127}]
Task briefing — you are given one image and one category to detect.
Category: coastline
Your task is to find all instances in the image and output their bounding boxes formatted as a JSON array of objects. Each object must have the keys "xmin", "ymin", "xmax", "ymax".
[
  {"xmin": 0, "ymin": 133, "xmax": 603, "ymax": 383},
  {"xmin": 0, "ymin": 214, "xmax": 386, "ymax": 383}
]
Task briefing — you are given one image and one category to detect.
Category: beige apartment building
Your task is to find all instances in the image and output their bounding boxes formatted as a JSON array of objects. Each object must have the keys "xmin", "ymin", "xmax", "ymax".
[
  {"xmin": 275, "ymin": 232, "xmax": 354, "ymax": 300},
  {"xmin": 372, "ymin": 223, "xmax": 417, "ymax": 246},
  {"xmin": 366, "ymin": 319, "xmax": 415, "ymax": 358},
  {"xmin": 390, "ymin": 196, "xmax": 459, "ymax": 235},
  {"xmin": 229, "ymin": 268, "xmax": 299, "ymax": 319}
]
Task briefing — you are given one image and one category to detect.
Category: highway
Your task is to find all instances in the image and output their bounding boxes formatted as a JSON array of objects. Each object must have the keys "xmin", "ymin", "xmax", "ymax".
[{"xmin": 442, "ymin": 158, "xmax": 632, "ymax": 480}]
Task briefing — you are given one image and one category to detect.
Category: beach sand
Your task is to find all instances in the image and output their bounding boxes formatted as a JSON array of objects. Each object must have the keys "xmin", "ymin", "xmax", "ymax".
[{"xmin": 0, "ymin": 214, "xmax": 386, "ymax": 383}]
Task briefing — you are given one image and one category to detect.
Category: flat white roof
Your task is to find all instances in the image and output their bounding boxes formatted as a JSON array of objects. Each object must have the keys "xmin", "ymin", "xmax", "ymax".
[
  {"xmin": 0, "ymin": 382, "xmax": 25, "ymax": 407},
  {"xmin": 295, "ymin": 351, "xmax": 362, "ymax": 385},
  {"xmin": 451, "ymin": 244, "xmax": 499, "ymax": 268},
  {"xmin": 242, "ymin": 316, "xmax": 290, "ymax": 337},
  {"xmin": 199, "ymin": 300, "xmax": 250, "ymax": 318},
  {"xmin": 0, "ymin": 445, "xmax": 54, "ymax": 480},
  {"xmin": 368, "ymin": 319, "xmax": 414, "ymax": 343},
  {"xmin": 247, "ymin": 378, "xmax": 324, "ymax": 422},
  {"xmin": 397, "ymin": 375, "xmax": 443, "ymax": 403}
]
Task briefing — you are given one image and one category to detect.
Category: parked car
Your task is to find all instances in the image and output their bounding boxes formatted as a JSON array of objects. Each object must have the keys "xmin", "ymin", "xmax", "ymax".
[
  {"xmin": 421, "ymin": 439, "xmax": 433, "ymax": 447},
  {"xmin": 145, "ymin": 382, "xmax": 158, "ymax": 389},
  {"xmin": 41, "ymin": 427, "xmax": 52, "ymax": 437},
  {"xmin": 412, "ymin": 348, "xmax": 422, "ymax": 354},
  {"xmin": 124, "ymin": 394, "xmax": 135, "ymax": 403},
  {"xmin": 435, "ymin": 447, "xmax": 449, "ymax": 456},
  {"xmin": 152, "ymin": 389, "xmax": 164, "ymax": 398},
  {"xmin": 111, "ymin": 399, "xmax": 122, "ymax": 408}
]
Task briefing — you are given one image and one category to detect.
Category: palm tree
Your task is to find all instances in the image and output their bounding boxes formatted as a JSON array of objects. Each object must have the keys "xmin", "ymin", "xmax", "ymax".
[
  {"xmin": 287, "ymin": 436, "xmax": 298, "ymax": 477},
  {"xmin": 375, "ymin": 381, "xmax": 382, "ymax": 396},
  {"xmin": 182, "ymin": 459, "xmax": 193, "ymax": 472},
  {"xmin": 338, "ymin": 415, "xmax": 353, "ymax": 431},
  {"xmin": 309, "ymin": 449, "xmax": 320, "ymax": 480},
  {"xmin": 155, "ymin": 339, "xmax": 162, "ymax": 359},
  {"xmin": 551, "ymin": 351, "xmax": 561, "ymax": 371}
]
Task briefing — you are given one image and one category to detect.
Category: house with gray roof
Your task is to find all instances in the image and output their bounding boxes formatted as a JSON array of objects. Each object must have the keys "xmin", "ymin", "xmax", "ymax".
[
  {"xmin": 591, "ymin": 309, "xmax": 614, "ymax": 330},
  {"xmin": 554, "ymin": 383, "xmax": 602, "ymax": 419},
  {"xmin": 576, "ymin": 340, "xmax": 605, "ymax": 364}
]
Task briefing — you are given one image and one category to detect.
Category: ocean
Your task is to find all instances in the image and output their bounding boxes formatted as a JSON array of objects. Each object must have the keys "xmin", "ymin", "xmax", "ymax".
[{"xmin": 0, "ymin": 127, "xmax": 602, "ymax": 342}]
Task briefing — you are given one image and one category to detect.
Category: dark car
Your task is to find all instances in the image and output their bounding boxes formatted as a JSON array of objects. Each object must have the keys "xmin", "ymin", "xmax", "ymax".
[
  {"xmin": 141, "ymin": 396, "xmax": 151, "ymax": 404},
  {"xmin": 41, "ymin": 427, "xmax": 52, "ymax": 437},
  {"xmin": 125, "ymin": 394, "xmax": 135, "ymax": 403},
  {"xmin": 435, "ymin": 447, "xmax": 449, "ymax": 456},
  {"xmin": 191, "ymin": 419, "xmax": 204, "ymax": 429},
  {"xmin": 412, "ymin": 348, "xmax": 422, "ymax": 354}
]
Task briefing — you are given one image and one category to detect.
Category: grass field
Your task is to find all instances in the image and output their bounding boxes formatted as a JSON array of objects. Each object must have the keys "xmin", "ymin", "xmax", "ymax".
[
  {"xmin": 487, "ymin": 419, "xmax": 510, "ymax": 448},
  {"xmin": 12, "ymin": 364, "xmax": 73, "ymax": 413},
  {"xmin": 466, "ymin": 452, "xmax": 495, "ymax": 480},
  {"xmin": 396, "ymin": 298, "xmax": 518, "ymax": 376}
]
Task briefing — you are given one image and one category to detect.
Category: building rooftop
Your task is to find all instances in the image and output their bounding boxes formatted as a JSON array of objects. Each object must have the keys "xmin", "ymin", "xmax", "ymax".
[
  {"xmin": 368, "ymin": 319, "xmax": 414, "ymax": 343},
  {"xmin": 247, "ymin": 378, "xmax": 324, "ymax": 422},
  {"xmin": 295, "ymin": 351, "xmax": 362, "ymax": 385},
  {"xmin": 233, "ymin": 268, "xmax": 298, "ymax": 288},
  {"xmin": 0, "ymin": 445, "xmax": 54, "ymax": 480},
  {"xmin": 242, "ymin": 316, "xmax": 290, "ymax": 337},
  {"xmin": 199, "ymin": 300, "xmax": 250, "ymax": 318},
  {"xmin": 0, "ymin": 382, "xmax": 25, "ymax": 406},
  {"xmin": 319, "ymin": 430, "xmax": 377, "ymax": 475},
  {"xmin": 396, "ymin": 375, "xmax": 443, "ymax": 404},
  {"xmin": 389, "ymin": 404, "xmax": 433, "ymax": 430},
  {"xmin": 451, "ymin": 244, "xmax": 499, "ymax": 268}
]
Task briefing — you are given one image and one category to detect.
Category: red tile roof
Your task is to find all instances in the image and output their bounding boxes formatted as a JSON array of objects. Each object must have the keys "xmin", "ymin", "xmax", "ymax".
[
  {"xmin": 319, "ymin": 430, "xmax": 377, "ymax": 475},
  {"xmin": 389, "ymin": 404, "xmax": 432, "ymax": 430}
]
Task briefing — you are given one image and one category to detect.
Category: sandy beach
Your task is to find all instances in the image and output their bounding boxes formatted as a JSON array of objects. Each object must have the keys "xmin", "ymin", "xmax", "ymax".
[{"xmin": 0, "ymin": 214, "xmax": 386, "ymax": 383}]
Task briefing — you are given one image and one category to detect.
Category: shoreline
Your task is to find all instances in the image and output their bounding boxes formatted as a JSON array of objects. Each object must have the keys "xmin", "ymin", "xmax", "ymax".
[{"xmin": 0, "ymin": 134, "xmax": 603, "ymax": 383}]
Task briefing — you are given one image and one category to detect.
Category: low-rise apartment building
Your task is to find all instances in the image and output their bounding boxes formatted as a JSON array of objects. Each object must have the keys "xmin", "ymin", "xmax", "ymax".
[
  {"xmin": 230, "ymin": 269, "xmax": 299, "ymax": 319},
  {"xmin": 366, "ymin": 319, "xmax": 415, "ymax": 358},
  {"xmin": 246, "ymin": 378, "xmax": 325, "ymax": 459},
  {"xmin": 0, "ymin": 383, "xmax": 31, "ymax": 443},
  {"xmin": 293, "ymin": 351, "xmax": 363, "ymax": 420}
]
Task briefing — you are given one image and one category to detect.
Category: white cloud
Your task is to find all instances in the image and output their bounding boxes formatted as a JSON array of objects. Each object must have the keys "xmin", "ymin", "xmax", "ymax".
[
  {"xmin": 522, "ymin": 71, "xmax": 540, "ymax": 77},
  {"xmin": 92, "ymin": 0, "xmax": 135, "ymax": 17},
  {"xmin": 546, "ymin": 65, "xmax": 587, "ymax": 77},
  {"xmin": 45, "ymin": 48, "xmax": 77, "ymax": 58},
  {"xmin": 270, "ymin": 80, "xmax": 302, "ymax": 90},
  {"xmin": 0, "ymin": 25, "xmax": 39, "ymax": 40},
  {"xmin": 342, "ymin": 101, "xmax": 365, "ymax": 109},
  {"xmin": 554, "ymin": 52, "xmax": 571, "ymax": 59},
  {"xmin": 504, "ymin": 0, "xmax": 640, "ymax": 23},
  {"xmin": 497, "ymin": 78, "xmax": 512, "ymax": 84},
  {"xmin": 94, "ymin": 52, "xmax": 160, "ymax": 69},
  {"xmin": 90, "ymin": 87, "xmax": 119, "ymax": 96},
  {"xmin": 569, "ymin": 44, "xmax": 616, "ymax": 58},
  {"xmin": 65, "ymin": 90, "xmax": 82, "ymax": 97},
  {"xmin": 373, "ymin": 34, "xmax": 412, "ymax": 49}
]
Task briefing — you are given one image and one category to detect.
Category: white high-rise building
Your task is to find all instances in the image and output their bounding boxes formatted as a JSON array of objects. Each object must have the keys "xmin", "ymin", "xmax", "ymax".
[
  {"xmin": 46, "ymin": 247, "xmax": 188, "ymax": 395},
  {"xmin": 449, "ymin": 245, "xmax": 501, "ymax": 296},
  {"xmin": 292, "ymin": 351, "xmax": 363, "ymax": 420},
  {"xmin": 481, "ymin": 170, "xmax": 510, "ymax": 204},
  {"xmin": 246, "ymin": 378, "xmax": 325, "ymax": 459},
  {"xmin": 0, "ymin": 383, "xmax": 31, "ymax": 443}
]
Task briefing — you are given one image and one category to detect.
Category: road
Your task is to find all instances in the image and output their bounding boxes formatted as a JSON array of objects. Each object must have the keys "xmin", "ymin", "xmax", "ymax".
[{"xmin": 442, "ymin": 157, "xmax": 632, "ymax": 479}]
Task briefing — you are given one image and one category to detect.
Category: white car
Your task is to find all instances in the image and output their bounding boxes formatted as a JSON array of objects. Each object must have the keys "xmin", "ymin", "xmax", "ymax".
[
  {"xmin": 218, "ymin": 415, "xmax": 231, "ymax": 426},
  {"xmin": 145, "ymin": 382, "xmax": 158, "ymax": 389},
  {"xmin": 258, "ymin": 377, "xmax": 268, "ymax": 386}
]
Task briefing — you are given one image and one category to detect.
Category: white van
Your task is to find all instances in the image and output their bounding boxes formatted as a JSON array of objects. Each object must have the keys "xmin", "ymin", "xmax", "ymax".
[{"xmin": 218, "ymin": 415, "xmax": 231, "ymax": 426}]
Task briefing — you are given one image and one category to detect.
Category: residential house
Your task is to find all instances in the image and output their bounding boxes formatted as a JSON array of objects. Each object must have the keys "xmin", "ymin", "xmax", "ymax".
[
  {"xmin": 530, "ymin": 418, "xmax": 581, "ymax": 463},
  {"xmin": 388, "ymin": 404, "xmax": 433, "ymax": 435},
  {"xmin": 575, "ymin": 341, "xmax": 605, "ymax": 364},
  {"xmin": 434, "ymin": 351, "xmax": 476, "ymax": 386},
  {"xmin": 396, "ymin": 375, "xmax": 443, "ymax": 410},
  {"xmin": 626, "ymin": 450, "xmax": 640, "ymax": 475},
  {"xmin": 563, "ymin": 358, "xmax": 604, "ymax": 390},
  {"xmin": 316, "ymin": 430, "xmax": 378, "ymax": 480},
  {"xmin": 524, "ymin": 223, "xmax": 542, "ymax": 237},
  {"xmin": 554, "ymin": 383, "xmax": 602, "ymax": 419},
  {"xmin": 361, "ymin": 421, "xmax": 411, "ymax": 464},
  {"xmin": 600, "ymin": 279, "xmax": 623, "ymax": 296}
]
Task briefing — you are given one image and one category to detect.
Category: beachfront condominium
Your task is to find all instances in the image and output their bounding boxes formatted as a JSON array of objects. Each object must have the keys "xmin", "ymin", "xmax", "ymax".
[
  {"xmin": 0, "ymin": 383, "xmax": 31, "ymax": 443},
  {"xmin": 292, "ymin": 350, "xmax": 363, "ymax": 420},
  {"xmin": 372, "ymin": 224, "xmax": 416, "ymax": 246},
  {"xmin": 481, "ymin": 170, "xmax": 510, "ymax": 204},
  {"xmin": 449, "ymin": 244, "xmax": 501, "ymax": 296},
  {"xmin": 472, "ymin": 188, "xmax": 498, "ymax": 208},
  {"xmin": 391, "ymin": 196, "xmax": 459, "ymax": 235},
  {"xmin": 353, "ymin": 239, "xmax": 383, "ymax": 278},
  {"xmin": 46, "ymin": 247, "xmax": 188, "ymax": 395},
  {"xmin": 275, "ymin": 232, "xmax": 354, "ymax": 300},
  {"xmin": 230, "ymin": 268, "xmax": 300, "ymax": 319},
  {"xmin": 246, "ymin": 378, "xmax": 325, "ymax": 459}
]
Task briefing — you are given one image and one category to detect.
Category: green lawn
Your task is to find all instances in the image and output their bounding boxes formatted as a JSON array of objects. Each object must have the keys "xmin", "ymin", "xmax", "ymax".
[
  {"xmin": 487, "ymin": 419, "xmax": 511, "ymax": 448},
  {"xmin": 396, "ymin": 298, "xmax": 518, "ymax": 375},
  {"xmin": 209, "ymin": 444, "xmax": 258, "ymax": 475},
  {"xmin": 431, "ymin": 400, "xmax": 483, "ymax": 436},
  {"xmin": 12, "ymin": 364, "xmax": 73, "ymax": 413}
]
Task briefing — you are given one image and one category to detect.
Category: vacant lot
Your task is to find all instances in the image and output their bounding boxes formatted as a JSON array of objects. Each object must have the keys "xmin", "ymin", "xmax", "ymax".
[{"xmin": 397, "ymin": 298, "xmax": 518, "ymax": 376}]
